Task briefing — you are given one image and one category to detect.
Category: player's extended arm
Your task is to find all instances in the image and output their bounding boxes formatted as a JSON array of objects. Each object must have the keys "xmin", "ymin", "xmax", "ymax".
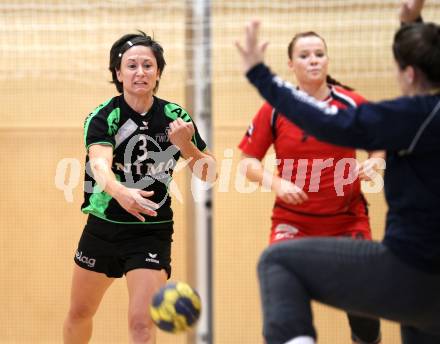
[{"xmin": 246, "ymin": 62, "xmax": 435, "ymax": 151}]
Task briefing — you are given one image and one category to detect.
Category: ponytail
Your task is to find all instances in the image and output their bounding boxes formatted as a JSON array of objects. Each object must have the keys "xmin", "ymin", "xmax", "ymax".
[{"xmin": 326, "ymin": 75, "xmax": 354, "ymax": 91}]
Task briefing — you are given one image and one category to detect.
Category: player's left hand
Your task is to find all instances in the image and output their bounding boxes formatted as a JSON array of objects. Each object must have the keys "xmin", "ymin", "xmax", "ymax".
[
  {"xmin": 399, "ymin": 0, "xmax": 425, "ymax": 23},
  {"xmin": 358, "ymin": 159, "xmax": 380, "ymax": 182},
  {"xmin": 168, "ymin": 118, "xmax": 195, "ymax": 150}
]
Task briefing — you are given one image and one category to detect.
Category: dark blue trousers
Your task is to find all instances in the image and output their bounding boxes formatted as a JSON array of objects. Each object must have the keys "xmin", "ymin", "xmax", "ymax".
[{"xmin": 258, "ymin": 238, "xmax": 440, "ymax": 344}]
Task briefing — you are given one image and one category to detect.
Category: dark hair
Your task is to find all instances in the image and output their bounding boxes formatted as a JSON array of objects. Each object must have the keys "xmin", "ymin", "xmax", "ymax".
[
  {"xmin": 287, "ymin": 31, "xmax": 354, "ymax": 91},
  {"xmin": 109, "ymin": 31, "xmax": 166, "ymax": 93},
  {"xmin": 393, "ymin": 22, "xmax": 440, "ymax": 86}
]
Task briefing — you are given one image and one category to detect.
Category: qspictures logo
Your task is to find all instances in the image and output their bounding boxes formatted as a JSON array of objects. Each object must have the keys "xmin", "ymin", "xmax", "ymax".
[{"xmin": 55, "ymin": 148, "xmax": 386, "ymax": 203}]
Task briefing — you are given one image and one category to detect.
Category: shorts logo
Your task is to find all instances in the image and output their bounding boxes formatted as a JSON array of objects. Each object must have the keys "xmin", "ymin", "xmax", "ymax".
[
  {"xmin": 274, "ymin": 224, "xmax": 299, "ymax": 241},
  {"xmin": 145, "ymin": 252, "xmax": 160, "ymax": 264},
  {"xmin": 75, "ymin": 250, "xmax": 96, "ymax": 268}
]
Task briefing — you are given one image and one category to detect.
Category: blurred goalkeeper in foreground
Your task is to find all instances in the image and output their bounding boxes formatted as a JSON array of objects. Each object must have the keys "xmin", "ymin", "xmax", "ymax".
[{"xmin": 236, "ymin": 0, "xmax": 440, "ymax": 343}]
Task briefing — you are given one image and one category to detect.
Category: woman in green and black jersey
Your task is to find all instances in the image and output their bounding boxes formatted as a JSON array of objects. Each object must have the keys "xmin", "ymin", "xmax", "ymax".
[{"xmin": 63, "ymin": 31, "xmax": 216, "ymax": 344}]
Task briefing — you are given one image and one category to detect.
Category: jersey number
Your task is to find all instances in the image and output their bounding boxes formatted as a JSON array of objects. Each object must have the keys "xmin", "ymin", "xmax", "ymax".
[{"xmin": 137, "ymin": 135, "xmax": 148, "ymax": 161}]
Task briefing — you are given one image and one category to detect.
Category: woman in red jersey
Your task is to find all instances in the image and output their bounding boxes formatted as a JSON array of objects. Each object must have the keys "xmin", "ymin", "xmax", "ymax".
[{"xmin": 238, "ymin": 31, "xmax": 383, "ymax": 344}]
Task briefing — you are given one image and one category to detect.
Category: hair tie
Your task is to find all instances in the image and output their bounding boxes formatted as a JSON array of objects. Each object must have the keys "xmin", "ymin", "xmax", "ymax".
[{"xmin": 118, "ymin": 40, "xmax": 134, "ymax": 58}]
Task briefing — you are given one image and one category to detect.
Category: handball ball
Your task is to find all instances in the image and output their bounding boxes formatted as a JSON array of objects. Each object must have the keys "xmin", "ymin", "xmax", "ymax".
[{"xmin": 150, "ymin": 281, "xmax": 201, "ymax": 333}]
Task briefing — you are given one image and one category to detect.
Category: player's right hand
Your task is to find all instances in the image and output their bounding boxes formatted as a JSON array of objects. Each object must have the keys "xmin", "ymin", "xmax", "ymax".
[
  {"xmin": 273, "ymin": 178, "xmax": 308, "ymax": 205},
  {"xmin": 116, "ymin": 188, "xmax": 159, "ymax": 222}
]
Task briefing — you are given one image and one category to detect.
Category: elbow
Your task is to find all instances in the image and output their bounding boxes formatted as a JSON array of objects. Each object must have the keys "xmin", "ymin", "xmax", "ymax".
[
  {"xmin": 90, "ymin": 157, "xmax": 109, "ymax": 175},
  {"xmin": 200, "ymin": 166, "xmax": 218, "ymax": 183},
  {"xmin": 192, "ymin": 156, "xmax": 217, "ymax": 183}
]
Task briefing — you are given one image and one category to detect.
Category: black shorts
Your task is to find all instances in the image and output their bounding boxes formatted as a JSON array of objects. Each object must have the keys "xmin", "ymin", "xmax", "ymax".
[{"xmin": 74, "ymin": 215, "xmax": 173, "ymax": 278}]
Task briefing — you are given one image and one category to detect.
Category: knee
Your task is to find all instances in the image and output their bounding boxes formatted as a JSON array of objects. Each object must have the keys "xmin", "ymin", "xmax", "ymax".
[
  {"xmin": 258, "ymin": 244, "xmax": 280, "ymax": 268},
  {"xmin": 128, "ymin": 311, "xmax": 154, "ymax": 339},
  {"xmin": 67, "ymin": 303, "xmax": 96, "ymax": 322},
  {"xmin": 258, "ymin": 241, "xmax": 293, "ymax": 275}
]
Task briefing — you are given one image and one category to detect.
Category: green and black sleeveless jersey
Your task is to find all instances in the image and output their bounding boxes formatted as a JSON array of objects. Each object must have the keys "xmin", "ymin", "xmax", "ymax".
[{"xmin": 81, "ymin": 95, "xmax": 207, "ymax": 224}]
